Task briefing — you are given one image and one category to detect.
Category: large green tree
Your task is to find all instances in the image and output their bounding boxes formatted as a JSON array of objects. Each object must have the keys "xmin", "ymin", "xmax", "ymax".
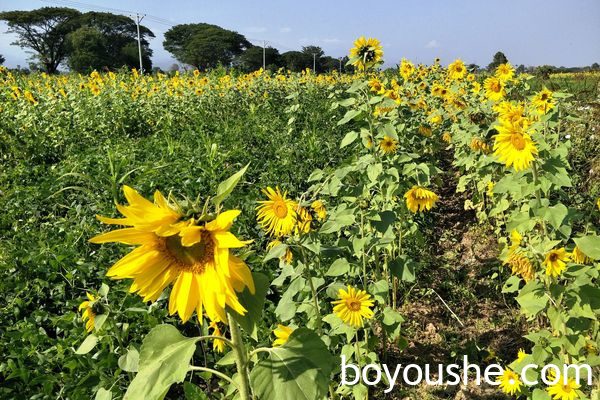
[
  {"xmin": 239, "ymin": 46, "xmax": 281, "ymax": 72},
  {"xmin": 488, "ymin": 51, "xmax": 508, "ymax": 71},
  {"xmin": 67, "ymin": 12, "xmax": 153, "ymax": 72},
  {"xmin": 163, "ymin": 23, "xmax": 251, "ymax": 70},
  {"xmin": 0, "ymin": 7, "xmax": 81, "ymax": 73},
  {"xmin": 0, "ymin": 54, "xmax": 5, "ymax": 65}
]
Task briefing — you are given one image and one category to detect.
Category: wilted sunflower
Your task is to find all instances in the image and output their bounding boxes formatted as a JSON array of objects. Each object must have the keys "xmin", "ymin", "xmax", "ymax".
[
  {"xmin": 79, "ymin": 292, "xmax": 99, "ymax": 333},
  {"xmin": 492, "ymin": 118, "xmax": 538, "ymax": 171},
  {"xmin": 266, "ymin": 239, "xmax": 293, "ymax": 264},
  {"xmin": 442, "ymin": 132, "xmax": 452, "ymax": 143},
  {"xmin": 332, "ymin": 286, "xmax": 375, "ymax": 328},
  {"xmin": 90, "ymin": 186, "xmax": 255, "ymax": 323},
  {"xmin": 404, "ymin": 186, "xmax": 439, "ymax": 213},
  {"xmin": 349, "ymin": 36, "xmax": 383, "ymax": 71},
  {"xmin": 495, "ymin": 63, "xmax": 514, "ymax": 82},
  {"xmin": 379, "ymin": 136, "xmax": 398, "ymax": 154},
  {"xmin": 272, "ymin": 324, "xmax": 294, "ymax": 346},
  {"xmin": 470, "ymin": 137, "xmax": 490, "ymax": 153},
  {"xmin": 256, "ymin": 187, "xmax": 297, "ymax": 237},
  {"xmin": 571, "ymin": 246, "xmax": 591, "ymax": 264},
  {"xmin": 447, "ymin": 59, "xmax": 467, "ymax": 80},
  {"xmin": 497, "ymin": 368, "xmax": 522, "ymax": 396},
  {"xmin": 544, "ymin": 248, "xmax": 570, "ymax": 278},
  {"xmin": 484, "ymin": 77, "xmax": 506, "ymax": 101},
  {"xmin": 311, "ymin": 200, "xmax": 327, "ymax": 220},
  {"xmin": 505, "ymin": 252, "xmax": 535, "ymax": 282},
  {"xmin": 295, "ymin": 206, "xmax": 313, "ymax": 235},
  {"xmin": 532, "ymin": 88, "xmax": 554, "ymax": 114}
]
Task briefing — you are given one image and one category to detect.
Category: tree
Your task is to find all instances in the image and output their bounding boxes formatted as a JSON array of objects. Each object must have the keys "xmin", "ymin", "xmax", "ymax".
[
  {"xmin": 488, "ymin": 51, "xmax": 508, "ymax": 71},
  {"xmin": 67, "ymin": 12, "xmax": 153, "ymax": 73},
  {"xmin": 281, "ymin": 51, "xmax": 309, "ymax": 72},
  {"xmin": 321, "ymin": 56, "xmax": 340, "ymax": 72},
  {"xmin": 239, "ymin": 46, "xmax": 281, "ymax": 72},
  {"xmin": 0, "ymin": 54, "xmax": 5, "ymax": 65},
  {"xmin": 591, "ymin": 62, "xmax": 599, "ymax": 71},
  {"xmin": 163, "ymin": 23, "xmax": 251, "ymax": 70},
  {"xmin": 467, "ymin": 63, "xmax": 479, "ymax": 72},
  {"xmin": 301, "ymin": 45, "xmax": 324, "ymax": 71},
  {"xmin": 0, "ymin": 7, "xmax": 82, "ymax": 73}
]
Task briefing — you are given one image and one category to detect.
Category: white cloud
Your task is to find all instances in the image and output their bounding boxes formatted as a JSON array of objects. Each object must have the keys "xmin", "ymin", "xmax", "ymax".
[
  {"xmin": 280, "ymin": 27, "xmax": 292, "ymax": 33},
  {"xmin": 425, "ymin": 39, "xmax": 439, "ymax": 49}
]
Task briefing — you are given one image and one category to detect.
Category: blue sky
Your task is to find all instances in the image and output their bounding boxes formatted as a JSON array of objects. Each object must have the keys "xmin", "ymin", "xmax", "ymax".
[{"xmin": 1, "ymin": 0, "xmax": 599, "ymax": 69}]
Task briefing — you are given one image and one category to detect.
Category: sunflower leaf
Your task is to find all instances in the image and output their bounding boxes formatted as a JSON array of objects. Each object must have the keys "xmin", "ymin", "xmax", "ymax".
[
  {"xmin": 212, "ymin": 163, "xmax": 249, "ymax": 207},
  {"xmin": 227, "ymin": 272, "xmax": 270, "ymax": 340}
]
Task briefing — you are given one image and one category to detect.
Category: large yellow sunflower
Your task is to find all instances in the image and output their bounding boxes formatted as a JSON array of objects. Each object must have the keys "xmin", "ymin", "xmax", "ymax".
[
  {"xmin": 495, "ymin": 63, "xmax": 515, "ymax": 82},
  {"xmin": 546, "ymin": 374, "xmax": 580, "ymax": 400},
  {"xmin": 532, "ymin": 87, "xmax": 554, "ymax": 114},
  {"xmin": 332, "ymin": 286, "xmax": 374, "ymax": 328},
  {"xmin": 447, "ymin": 59, "xmax": 467, "ymax": 80},
  {"xmin": 90, "ymin": 186, "xmax": 254, "ymax": 323},
  {"xmin": 484, "ymin": 77, "xmax": 506, "ymax": 101},
  {"xmin": 492, "ymin": 118, "xmax": 538, "ymax": 171},
  {"xmin": 544, "ymin": 248, "xmax": 570, "ymax": 278},
  {"xmin": 349, "ymin": 36, "xmax": 383, "ymax": 71},
  {"xmin": 404, "ymin": 186, "xmax": 439, "ymax": 213},
  {"xmin": 379, "ymin": 136, "xmax": 398, "ymax": 154},
  {"xmin": 256, "ymin": 187, "xmax": 297, "ymax": 237}
]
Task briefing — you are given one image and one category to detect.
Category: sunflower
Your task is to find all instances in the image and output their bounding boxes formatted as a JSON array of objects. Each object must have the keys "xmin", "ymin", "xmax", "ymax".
[
  {"xmin": 256, "ymin": 187, "xmax": 297, "ymax": 237},
  {"xmin": 266, "ymin": 239, "xmax": 293, "ymax": 264},
  {"xmin": 546, "ymin": 374, "xmax": 580, "ymax": 400},
  {"xmin": 571, "ymin": 246, "xmax": 591, "ymax": 264},
  {"xmin": 447, "ymin": 59, "xmax": 467, "ymax": 80},
  {"xmin": 497, "ymin": 368, "xmax": 522, "ymax": 396},
  {"xmin": 516, "ymin": 348, "xmax": 527, "ymax": 362},
  {"xmin": 90, "ymin": 186, "xmax": 255, "ymax": 323},
  {"xmin": 495, "ymin": 63, "xmax": 515, "ymax": 82},
  {"xmin": 418, "ymin": 125, "xmax": 433, "ymax": 137},
  {"xmin": 295, "ymin": 206, "xmax": 313, "ymax": 235},
  {"xmin": 379, "ymin": 136, "xmax": 398, "ymax": 154},
  {"xmin": 272, "ymin": 324, "xmax": 294, "ymax": 346},
  {"xmin": 399, "ymin": 58, "xmax": 415, "ymax": 80},
  {"xmin": 209, "ymin": 321, "xmax": 226, "ymax": 353},
  {"xmin": 492, "ymin": 118, "xmax": 538, "ymax": 171},
  {"xmin": 505, "ymin": 252, "xmax": 535, "ymax": 282},
  {"xmin": 368, "ymin": 78, "xmax": 385, "ymax": 94},
  {"xmin": 442, "ymin": 132, "xmax": 452, "ymax": 143},
  {"xmin": 470, "ymin": 137, "xmax": 490, "ymax": 153},
  {"xmin": 311, "ymin": 200, "xmax": 327, "ymax": 220},
  {"xmin": 349, "ymin": 36, "xmax": 383, "ymax": 71},
  {"xmin": 484, "ymin": 77, "xmax": 506, "ymax": 101},
  {"xmin": 532, "ymin": 88, "xmax": 554, "ymax": 114},
  {"xmin": 79, "ymin": 292, "xmax": 99, "ymax": 333},
  {"xmin": 544, "ymin": 248, "xmax": 571, "ymax": 278},
  {"xmin": 509, "ymin": 230, "xmax": 523, "ymax": 253},
  {"xmin": 332, "ymin": 286, "xmax": 375, "ymax": 328},
  {"xmin": 404, "ymin": 186, "xmax": 439, "ymax": 213},
  {"xmin": 471, "ymin": 81, "xmax": 481, "ymax": 94}
]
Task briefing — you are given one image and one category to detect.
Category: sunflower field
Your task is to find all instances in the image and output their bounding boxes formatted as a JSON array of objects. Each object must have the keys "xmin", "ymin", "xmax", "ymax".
[{"xmin": 1, "ymin": 37, "xmax": 599, "ymax": 400}]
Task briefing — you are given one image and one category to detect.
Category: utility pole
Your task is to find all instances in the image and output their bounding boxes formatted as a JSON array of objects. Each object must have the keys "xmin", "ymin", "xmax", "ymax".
[
  {"xmin": 262, "ymin": 40, "xmax": 266, "ymax": 70},
  {"xmin": 135, "ymin": 13, "xmax": 146, "ymax": 74},
  {"xmin": 313, "ymin": 53, "xmax": 316, "ymax": 73},
  {"xmin": 339, "ymin": 57, "xmax": 342, "ymax": 73}
]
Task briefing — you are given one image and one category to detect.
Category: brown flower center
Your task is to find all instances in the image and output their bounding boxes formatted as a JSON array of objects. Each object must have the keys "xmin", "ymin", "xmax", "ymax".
[
  {"xmin": 511, "ymin": 133, "xmax": 526, "ymax": 150},
  {"xmin": 164, "ymin": 231, "xmax": 214, "ymax": 273},
  {"xmin": 273, "ymin": 201, "xmax": 288, "ymax": 218},
  {"xmin": 549, "ymin": 253, "xmax": 558, "ymax": 262},
  {"xmin": 347, "ymin": 300, "xmax": 362, "ymax": 311}
]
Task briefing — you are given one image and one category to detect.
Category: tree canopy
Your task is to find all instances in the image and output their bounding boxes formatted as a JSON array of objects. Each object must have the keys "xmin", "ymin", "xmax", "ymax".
[
  {"xmin": 238, "ymin": 46, "xmax": 281, "ymax": 72},
  {"xmin": 163, "ymin": 23, "xmax": 251, "ymax": 70},
  {"xmin": 488, "ymin": 51, "xmax": 508, "ymax": 71},
  {"xmin": 0, "ymin": 7, "xmax": 82, "ymax": 73}
]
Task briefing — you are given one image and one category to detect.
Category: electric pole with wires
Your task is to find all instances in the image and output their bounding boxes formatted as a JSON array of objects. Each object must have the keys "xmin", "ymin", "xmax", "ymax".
[{"xmin": 135, "ymin": 13, "xmax": 146, "ymax": 74}]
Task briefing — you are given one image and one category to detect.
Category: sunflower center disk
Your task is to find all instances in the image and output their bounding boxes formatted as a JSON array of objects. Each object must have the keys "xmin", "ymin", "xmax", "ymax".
[
  {"xmin": 165, "ymin": 232, "xmax": 214, "ymax": 273},
  {"xmin": 511, "ymin": 134, "xmax": 526, "ymax": 150},
  {"xmin": 347, "ymin": 300, "xmax": 362, "ymax": 311},
  {"xmin": 273, "ymin": 201, "xmax": 288, "ymax": 218}
]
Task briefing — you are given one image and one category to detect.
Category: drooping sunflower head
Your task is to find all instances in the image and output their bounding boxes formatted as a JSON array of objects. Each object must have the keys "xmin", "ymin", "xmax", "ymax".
[
  {"xmin": 447, "ymin": 59, "xmax": 467, "ymax": 80},
  {"xmin": 484, "ymin": 76, "xmax": 506, "ymax": 101},
  {"xmin": 272, "ymin": 324, "xmax": 294, "ymax": 347},
  {"xmin": 294, "ymin": 205, "xmax": 313, "ymax": 235},
  {"xmin": 311, "ymin": 200, "xmax": 327, "ymax": 220},
  {"xmin": 442, "ymin": 132, "xmax": 452, "ymax": 143},
  {"xmin": 78, "ymin": 292, "xmax": 100, "ymax": 333},
  {"xmin": 256, "ymin": 187, "xmax": 297, "ymax": 237},
  {"xmin": 209, "ymin": 321, "xmax": 226, "ymax": 353},
  {"xmin": 571, "ymin": 246, "xmax": 591, "ymax": 265},
  {"xmin": 349, "ymin": 36, "xmax": 383, "ymax": 71},
  {"xmin": 404, "ymin": 186, "xmax": 439, "ymax": 213},
  {"xmin": 332, "ymin": 286, "xmax": 375, "ymax": 328},
  {"xmin": 90, "ymin": 186, "xmax": 255, "ymax": 324},
  {"xmin": 379, "ymin": 136, "xmax": 398, "ymax": 154},
  {"xmin": 505, "ymin": 252, "xmax": 535, "ymax": 282},
  {"xmin": 543, "ymin": 248, "xmax": 570, "ymax": 278},
  {"xmin": 497, "ymin": 368, "xmax": 522, "ymax": 396},
  {"xmin": 492, "ymin": 118, "xmax": 538, "ymax": 172}
]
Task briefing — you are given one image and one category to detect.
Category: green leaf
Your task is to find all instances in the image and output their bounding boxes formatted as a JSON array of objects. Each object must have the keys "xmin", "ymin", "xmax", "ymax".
[
  {"xmin": 502, "ymin": 275, "xmax": 521, "ymax": 293},
  {"xmin": 250, "ymin": 328, "xmax": 334, "ymax": 400},
  {"xmin": 574, "ymin": 235, "xmax": 600, "ymax": 260},
  {"xmin": 340, "ymin": 131, "xmax": 358, "ymax": 148},
  {"xmin": 516, "ymin": 281, "xmax": 548, "ymax": 318},
  {"xmin": 389, "ymin": 256, "xmax": 416, "ymax": 282},
  {"xmin": 338, "ymin": 109, "xmax": 361, "ymax": 125},
  {"xmin": 212, "ymin": 163, "xmax": 249, "ymax": 206},
  {"xmin": 228, "ymin": 272, "xmax": 269, "ymax": 340},
  {"xmin": 95, "ymin": 388, "xmax": 112, "ymax": 400},
  {"xmin": 263, "ymin": 243, "xmax": 288, "ymax": 263},
  {"xmin": 541, "ymin": 203, "xmax": 568, "ymax": 229},
  {"xmin": 325, "ymin": 258, "xmax": 350, "ymax": 277},
  {"xmin": 75, "ymin": 334, "xmax": 98, "ymax": 355},
  {"xmin": 532, "ymin": 388, "xmax": 551, "ymax": 400},
  {"xmin": 124, "ymin": 325, "xmax": 199, "ymax": 400},
  {"xmin": 118, "ymin": 348, "xmax": 140, "ymax": 372},
  {"xmin": 183, "ymin": 382, "xmax": 208, "ymax": 400},
  {"xmin": 369, "ymin": 280, "xmax": 389, "ymax": 303}
]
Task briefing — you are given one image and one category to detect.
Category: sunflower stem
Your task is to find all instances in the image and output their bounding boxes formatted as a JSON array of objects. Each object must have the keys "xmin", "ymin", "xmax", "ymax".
[
  {"xmin": 227, "ymin": 313, "xmax": 252, "ymax": 400},
  {"xmin": 301, "ymin": 247, "xmax": 323, "ymax": 335},
  {"xmin": 189, "ymin": 365, "xmax": 239, "ymax": 390}
]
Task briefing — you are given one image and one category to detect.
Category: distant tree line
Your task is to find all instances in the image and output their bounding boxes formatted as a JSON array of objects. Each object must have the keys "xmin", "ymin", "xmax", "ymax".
[{"xmin": 0, "ymin": 8, "xmax": 597, "ymax": 75}]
